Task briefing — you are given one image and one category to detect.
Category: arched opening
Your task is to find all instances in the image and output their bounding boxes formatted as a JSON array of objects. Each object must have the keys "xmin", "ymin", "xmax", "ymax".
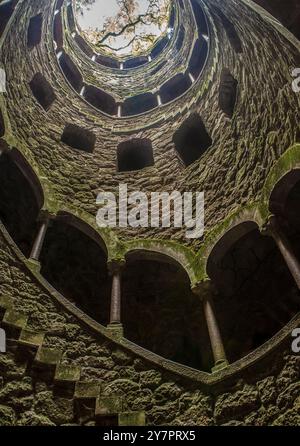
[
  {"xmin": 122, "ymin": 93, "xmax": 157, "ymax": 116},
  {"xmin": 0, "ymin": 0, "xmax": 18, "ymax": 38},
  {"xmin": 27, "ymin": 13, "xmax": 43, "ymax": 48},
  {"xmin": 58, "ymin": 52, "xmax": 83, "ymax": 93},
  {"xmin": 117, "ymin": 138, "xmax": 154, "ymax": 172},
  {"xmin": 95, "ymin": 54, "xmax": 119, "ymax": 69},
  {"xmin": 219, "ymin": 68, "xmax": 238, "ymax": 118},
  {"xmin": 151, "ymin": 36, "xmax": 168, "ymax": 58},
  {"xmin": 123, "ymin": 56, "xmax": 148, "ymax": 69},
  {"xmin": 123, "ymin": 251, "xmax": 213, "ymax": 371},
  {"xmin": 61, "ymin": 123, "xmax": 96, "ymax": 153},
  {"xmin": 74, "ymin": 34, "xmax": 94, "ymax": 58},
  {"xmin": 278, "ymin": 171, "xmax": 300, "ymax": 274},
  {"xmin": 188, "ymin": 38, "xmax": 208, "ymax": 79},
  {"xmin": 83, "ymin": 85, "xmax": 117, "ymax": 116},
  {"xmin": 29, "ymin": 73, "xmax": 56, "ymax": 111},
  {"xmin": 176, "ymin": 25, "xmax": 185, "ymax": 51},
  {"xmin": 40, "ymin": 218, "xmax": 111, "ymax": 326},
  {"xmin": 160, "ymin": 73, "xmax": 192, "ymax": 104},
  {"xmin": 0, "ymin": 149, "xmax": 43, "ymax": 256},
  {"xmin": 214, "ymin": 8, "xmax": 242, "ymax": 53},
  {"xmin": 53, "ymin": 11, "xmax": 63, "ymax": 51},
  {"xmin": 207, "ymin": 222, "xmax": 299, "ymax": 363},
  {"xmin": 173, "ymin": 113, "xmax": 212, "ymax": 166},
  {"xmin": 191, "ymin": 0, "xmax": 208, "ymax": 35},
  {"xmin": 269, "ymin": 169, "xmax": 300, "ymax": 216},
  {"xmin": 67, "ymin": 3, "xmax": 76, "ymax": 32}
]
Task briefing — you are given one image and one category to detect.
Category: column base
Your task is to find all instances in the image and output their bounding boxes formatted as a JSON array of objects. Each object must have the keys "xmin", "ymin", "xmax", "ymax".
[
  {"xmin": 27, "ymin": 258, "xmax": 41, "ymax": 273},
  {"xmin": 211, "ymin": 359, "xmax": 229, "ymax": 374},
  {"xmin": 107, "ymin": 323, "xmax": 124, "ymax": 340}
]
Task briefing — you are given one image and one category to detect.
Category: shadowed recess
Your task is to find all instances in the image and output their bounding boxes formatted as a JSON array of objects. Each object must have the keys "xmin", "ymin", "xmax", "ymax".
[
  {"xmin": 117, "ymin": 138, "xmax": 154, "ymax": 172},
  {"xmin": 122, "ymin": 254, "xmax": 213, "ymax": 371},
  {"xmin": 61, "ymin": 123, "xmax": 96, "ymax": 153},
  {"xmin": 208, "ymin": 226, "xmax": 299, "ymax": 363},
  {"xmin": 83, "ymin": 85, "xmax": 117, "ymax": 115},
  {"xmin": 29, "ymin": 73, "xmax": 56, "ymax": 111},
  {"xmin": 27, "ymin": 13, "xmax": 43, "ymax": 48},
  {"xmin": 0, "ymin": 152, "xmax": 40, "ymax": 256},
  {"xmin": 40, "ymin": 220, "xmax": 111, "ymax": 327},
  {"xmin": 219, "ymin": 68, "xmax": 238, "ymax": 118},
  {"xmin": 173, "ymin": 113, "xmax": 212, "ymax": 166}
]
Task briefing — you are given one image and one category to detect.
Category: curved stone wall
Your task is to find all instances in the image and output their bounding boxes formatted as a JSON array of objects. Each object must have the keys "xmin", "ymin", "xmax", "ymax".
[{"xmin": 0, "ymin": 0, "xmax": 300, "ymax": 426}]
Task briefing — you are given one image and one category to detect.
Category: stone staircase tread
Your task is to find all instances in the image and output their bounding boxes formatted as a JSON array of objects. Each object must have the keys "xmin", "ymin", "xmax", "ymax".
[
  {"xmin": 95, "ymin": 396, "xmax": 124, "ymax": 417},
  {"xmin": 2, "ymin": 309, "xmax": 28, "ymax": 329},
  {"xmin": 35, "ymin": 346, "xmax": 63, "ymax": 365},
  {"xmin": 19, "ymin": 329, "xmax": 45, "ymax": 347},
  {"xmin": 74, "ymin": 381, "xmax": 102, "ymax": 399},
  {"xmin": 0, "ymin": 295, "xmax": 14, "ymax": 309},
  {"xmin": 118, "ymin": 411, "xmax": 146, "ymax": 426},
  {"xmin": 54, "ymin": 364, "xmax": 81, "ymax": 383}
]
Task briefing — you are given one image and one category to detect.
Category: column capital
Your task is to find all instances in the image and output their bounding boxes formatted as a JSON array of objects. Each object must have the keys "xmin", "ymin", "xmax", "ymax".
[
  {"xmin": 37, "ymin": 209, "xmax": 55, "ymax": 224},
  {"xmin": 191, "ymin": 279, "xmax": 217, "ymax": 300},
  {"xmin": 261, "ymin": 214, "xmax": 290, "ymax": 239},
  {"xmin": 108, "ymin": 259, "xmax": 126, "ymax": 276}
]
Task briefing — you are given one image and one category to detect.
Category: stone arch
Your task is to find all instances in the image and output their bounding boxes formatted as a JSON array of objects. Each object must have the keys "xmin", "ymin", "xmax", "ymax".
[
  {"xmin": 206, "ymin": 220, "xmax": 299, "ymax": 363},
  {"xmin": 0, "ymin": 148, "xmax": 44, "ymax": 256},
  {"xmin": 262, "ymin": 144, "xmax": 300, "ymax": 217},
  {"xmin": 122, "ymin": 248, "xmax": 213, "ymax": 371},
  {"xmin": 207, "ymin": 221, "xmax": 259, "ymax": 278},
  {"xmin": 40, "ymin": 212, "xmax": 111, "ymax": 326},
  {"xmin": 124, "ymin": 241, "xmax": 197, "ymax": 284},
  {"xmin": 55, "ymin": 210, "xmax": 108, "ymax": 257},
  {"xmin": 269, "ymin": 169, "xmax": 300, "ymax": 215}
]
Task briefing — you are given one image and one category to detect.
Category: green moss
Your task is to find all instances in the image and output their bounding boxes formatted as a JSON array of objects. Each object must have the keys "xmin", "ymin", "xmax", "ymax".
[{"xmin": 262, "ymin": 144, "xmax": 300, "ymax": 211}]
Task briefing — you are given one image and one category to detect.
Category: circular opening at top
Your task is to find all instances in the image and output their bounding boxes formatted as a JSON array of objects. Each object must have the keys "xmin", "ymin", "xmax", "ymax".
[{"xmin": 74, "ymin": 0, "xmax": 172, "ymax": 58}]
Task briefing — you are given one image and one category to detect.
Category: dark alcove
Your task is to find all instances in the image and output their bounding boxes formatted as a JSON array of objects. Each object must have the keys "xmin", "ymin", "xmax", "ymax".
[
  {"xmin": 173, "ymin": 113, "xmax": 212, "ymax": 166},
  {"xmin": 61, "ymin": 124, "xmax": 96, "ymax": 153},
  {"xmin": 117, "ymin": 139, "xmax": 154, "ymax": 172}
]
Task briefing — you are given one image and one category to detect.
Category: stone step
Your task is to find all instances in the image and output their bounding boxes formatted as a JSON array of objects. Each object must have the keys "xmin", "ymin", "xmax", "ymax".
[
  {"xmin": 118, "ymin": 411, "xmax": 146, "ymax": 426},
  {"xmin": 35, "ymin": 346, "xmax": 62, "ymax": 366},
  {"xmin": 54, "ymin": 363, "xmax": 81, "ymax": 384},
  {"xmin": 18, "ymin": 329, "xmax": 45, "ymax": 348},
  {"xmin": 0, "ymin": 295, "xmax": 14, "ymax": 309},
  {"xmin": 2, "ymin": 309, "xmax": 28, "ymax": 330},
  {"xmin": 74, "ymin": 381, "xmax": 102, "ymax": 400}
]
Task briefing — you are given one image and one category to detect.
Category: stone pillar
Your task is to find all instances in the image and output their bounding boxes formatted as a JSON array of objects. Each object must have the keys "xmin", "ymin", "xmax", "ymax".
[
  {"xmin": 265, "ymin": 216, "xmax": 300, "ymax": 290},
  {"xmin": 30, "ymin": 213, "xmax": 50, "ymax": 262},
  {"xmin": 193, "ymin": 282, "xmax": 228, "ymax": 373},
  {"xmin": 107, "ymin": 260, "xmax": 125, "ymax": 338}
]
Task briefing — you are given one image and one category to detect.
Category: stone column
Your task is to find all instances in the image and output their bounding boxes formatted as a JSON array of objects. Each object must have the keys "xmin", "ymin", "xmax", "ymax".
[
  {"xmin": 30, "ymin": 213, "xmax": 50, "ymax": 262},
  {"xmin": 193, "ymin": 282, "xmax": 228, "ymax": 373},
  {"xmin": 107, "ymin": 260, "xmax": 125, "ymax": 338},
  {"xmin": 265, "ymin": 216, "xmax": 300, "ymax": 290}
]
